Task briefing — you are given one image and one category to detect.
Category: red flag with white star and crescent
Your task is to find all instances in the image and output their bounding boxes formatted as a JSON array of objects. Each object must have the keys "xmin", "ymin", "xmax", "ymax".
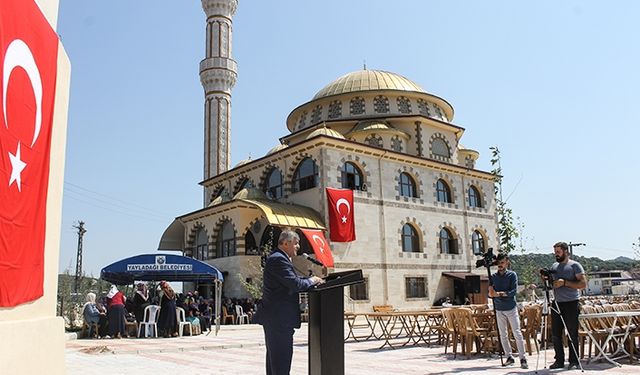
[
  {"xmin": 300, "ymin": 229, "xmax": 334, "ymax": 267},
  {"xmin": 0, "ymin": 0, "xmax": 59, "ymax": 307},
  {"xmin": 326, "ymin": 187, "xmax": 355, "ymax": 242}
]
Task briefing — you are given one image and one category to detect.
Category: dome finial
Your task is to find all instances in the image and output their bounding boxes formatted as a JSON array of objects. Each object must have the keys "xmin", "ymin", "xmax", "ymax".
[{"xmin": 363, "ymin": 59, "xmax": 367, "ymax": 70}]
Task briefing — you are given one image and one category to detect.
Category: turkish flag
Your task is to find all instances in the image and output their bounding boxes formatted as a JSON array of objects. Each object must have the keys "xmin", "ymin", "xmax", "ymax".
[
  {"xmin": 0, "ymin": 0, "xmax": 59, "ymax": 307},
  {"xmin": 300, "ymin": 229, "xmax": 334, "ymax": 267},
  {"xmin": 326, "ymin": 188, "xmax": 355, "ymax": 242}
]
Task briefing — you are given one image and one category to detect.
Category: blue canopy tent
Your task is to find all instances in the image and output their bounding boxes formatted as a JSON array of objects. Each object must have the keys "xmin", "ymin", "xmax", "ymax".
[{"xmin": 100, "ymin": 254, "xmax": 224, "ymax": 335}]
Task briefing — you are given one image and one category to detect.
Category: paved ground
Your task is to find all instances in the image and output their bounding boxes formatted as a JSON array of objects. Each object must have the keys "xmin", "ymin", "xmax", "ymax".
[{"xmin": 66, "ymin": 324, "xmax": 638, "ymax": 375}]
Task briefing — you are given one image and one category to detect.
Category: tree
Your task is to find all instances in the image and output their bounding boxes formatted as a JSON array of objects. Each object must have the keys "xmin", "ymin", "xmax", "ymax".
[{"xmin": 490, "ymin": 146, "xmax": 520, "ymax": 255}]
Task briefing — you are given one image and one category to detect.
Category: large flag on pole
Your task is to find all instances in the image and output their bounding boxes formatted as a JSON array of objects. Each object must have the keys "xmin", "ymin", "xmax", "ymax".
[
  {"xmin": 0, "ymin": 0, "xmax": 59, "ymax": 307},
  {"xmin": 326, "ymin": 188, "xmax": 355, "ymax": 242}
]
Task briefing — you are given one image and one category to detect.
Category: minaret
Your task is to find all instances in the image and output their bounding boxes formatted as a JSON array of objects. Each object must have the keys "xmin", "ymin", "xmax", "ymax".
[{"xmin": 200, "ymin": 0, "xmax": 238, "ymax": 180}]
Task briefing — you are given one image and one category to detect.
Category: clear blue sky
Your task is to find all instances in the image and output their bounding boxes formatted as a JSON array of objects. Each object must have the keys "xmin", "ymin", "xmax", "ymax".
[{"xmin": 56, "ymin": 1, "xmax": 640, "ymax": 277}]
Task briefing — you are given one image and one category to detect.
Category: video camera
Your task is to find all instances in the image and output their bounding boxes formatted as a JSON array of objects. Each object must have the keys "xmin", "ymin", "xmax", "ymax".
[
  {"xmin": 475, "ymin": 247, "xmax": 497, "ymax": 268},
  {"xmin": 539, "ymin": 268, "xmax": 556, "ymax": 278}
]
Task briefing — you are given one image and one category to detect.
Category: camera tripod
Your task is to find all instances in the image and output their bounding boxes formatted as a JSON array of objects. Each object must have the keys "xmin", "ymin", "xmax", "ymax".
[{"xmin": 535, "ymin": 276, "xmax": 584, "ymax": 373}]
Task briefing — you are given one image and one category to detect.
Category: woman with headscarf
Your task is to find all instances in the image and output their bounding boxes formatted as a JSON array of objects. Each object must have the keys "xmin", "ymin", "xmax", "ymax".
[
  {"xmin": 106, "ymin": 284, "xmax": 127, "ymax": 339},
  {"xmin": 132, "ymin": 282, "xmax": 149, "ymax": 324},
  {"xmin": 157, "ymin": 281, "xmax": 178, "ymax": 338},
  {"xmin": 82, "ymin": 292, "xmax": 103, "ymax": 338}
]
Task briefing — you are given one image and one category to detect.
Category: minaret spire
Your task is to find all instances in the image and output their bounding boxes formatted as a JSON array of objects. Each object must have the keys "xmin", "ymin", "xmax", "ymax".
[{"xmin": 200, "ymin": 0, "xmax": 238, "ymax": 181}]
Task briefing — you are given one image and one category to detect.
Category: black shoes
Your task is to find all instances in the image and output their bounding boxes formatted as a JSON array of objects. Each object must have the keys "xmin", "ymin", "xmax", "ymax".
[
  {"xmin": 503, "ymin": 357, "xmax": 515, "ymax": 366},
  {"xmin": 568, "ymin": 362, "xmax": 580, "ymax": 370},
  {"xmin": 549, "ymin": 362, "xmax": 564, "ymax": 369},
  {"xmin": 520, "ymin": 359, "xmax": 529, "ymax": 369}
]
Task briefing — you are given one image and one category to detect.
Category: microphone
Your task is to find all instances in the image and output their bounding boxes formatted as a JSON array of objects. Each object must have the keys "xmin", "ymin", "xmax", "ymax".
[{"xmin": 302, "ymin": 253, "xmax": 324, "ymax": 267}]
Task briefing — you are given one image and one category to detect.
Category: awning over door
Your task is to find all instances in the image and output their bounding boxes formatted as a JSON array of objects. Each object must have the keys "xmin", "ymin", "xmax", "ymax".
[
  {"xmin": 240, "ymin": 198, "xmax": 325, "ymax": 230},
  {"xmin": 442, "ymin": 272, "xmax": 489, "ymax": 281},
  {"xmin": 158, "ymin": 219, "xmax": 185, "ymax": 251}
]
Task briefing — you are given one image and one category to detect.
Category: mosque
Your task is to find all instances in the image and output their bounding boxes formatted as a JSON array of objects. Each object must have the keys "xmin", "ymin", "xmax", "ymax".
[{"xmin": 159, "ymin": 0, "xmax": 496, "ymax": 311}]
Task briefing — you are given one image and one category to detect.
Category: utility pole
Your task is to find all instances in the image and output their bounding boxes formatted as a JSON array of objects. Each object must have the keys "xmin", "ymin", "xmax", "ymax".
[
  {"xmin": 568, "ymin": 242, "xmax": 585, "ymax": 257},
  {"xmin": 73, "ymin": 221, "xmax": 87, "ymax": 294}
]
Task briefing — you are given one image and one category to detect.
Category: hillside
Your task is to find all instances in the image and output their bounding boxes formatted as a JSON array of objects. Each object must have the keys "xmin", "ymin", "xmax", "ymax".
[{"xmin": 508, "ymin": 253, "xmax": 638, "ymax": 285}]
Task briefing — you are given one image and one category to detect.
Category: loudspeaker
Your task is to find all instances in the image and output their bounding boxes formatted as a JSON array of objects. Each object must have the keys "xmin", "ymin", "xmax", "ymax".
[{"xmin": 465, "ymin": 275, "xmax": 481, "ymax": 294}]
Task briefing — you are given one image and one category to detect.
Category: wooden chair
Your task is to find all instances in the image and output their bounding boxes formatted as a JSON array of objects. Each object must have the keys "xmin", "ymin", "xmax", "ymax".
[
  {"xmin": 579, "ymin": 304, "xmax": 611, "ymax": 359},
  {"xmin": 81, "ymin": 321, "xmax": 99, "ymax": 339},
  {"xmin": 222, "ymin": 306, "xmax": 235, "ymax": 325},
  {"xmin": 441, "ymin": 309, "xmax": 460, "ymax": 358},
  {"xmin": 373, "ymin": 305, "xmax": 395, "ymax": 312},
  {"xmin": 521, "ymin": 305, "xmax": 541, "ymax": 355},
  {"xmin": 452, "ymin": 308, "xmax": 491, "ymax": 358}
]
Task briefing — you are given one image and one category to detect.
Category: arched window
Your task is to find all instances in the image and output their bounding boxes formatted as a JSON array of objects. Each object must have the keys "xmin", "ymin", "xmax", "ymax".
[
  {"xmin": 472, "ymin": 231, "xmax": 485, "ymax": 256},
  {"xmin": 264, "ymin": 167, "xmax": 284, "ymax": 199},
  {"xmin": 195, "ymin": 228, "xmax": 208, "ymax": 260},
  {"xmin": 364, "ymin": 134, "xmax": 383, "ymax": 148},
  {"xmin": 399, "ymin": 172, "xmax": 417, "ymax": 198},
  {"xmin": 439, "ymin": 228, "xmax": 458, "ymax": 254},
  {"xmin": 341, "ymin": 162, "xmax": 363, "ymax": 190},
  {"xmin": 397, "ymin": 96, "xmax": 412, "ymax": 113},
  {"xmin": 328, "ymin": 100, "xmax": 342, "ymax": 119},
  {"xmin": 417, "ymin": 98, "xmax": 431, "ymax": 116},
  {"xmin": 391, "ymin": 136, "xmax": 403, "ymax": 152},
  {"xmin": 402, "ymin": 224, "xmax": 420, "ymax": 253},
  {"xmin": 436, "ymin": 179, "xmax": 452, "ymax": 203},
  {"xmin": 216, "ymin": 221, "xmax": 236, "ymax": 258},
  {"xmin": 292, "ymin": 158, "xmax": 318, "ymax": 192},
  {"xmin": 245, "ymin": 231, "xmax": 258, "ymax": 255},
  {"xmin": 374, "ymin": 95, "xmax": 389, "ymax": 113},
  {"xmin": 237, "ymin": 177, "xmax": 253, "ymax": 193},
  {"xmin": 211, "ymin": 186, "xmax": 225, "ymax": 202},
  {"xmin": 432, "ymin": 138, "xmax": 450, "ymax": 158},
  {"xmin": 350, "ymin": 97, "xmax": 365, "ymax": 115},
  {"xmin": 468, "ymin": 186, "xmax": 482, "ymax": 208}
]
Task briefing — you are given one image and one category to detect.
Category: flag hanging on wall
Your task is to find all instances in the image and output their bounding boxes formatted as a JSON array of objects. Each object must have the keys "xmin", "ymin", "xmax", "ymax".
[
  {"xmin": 326, "ymin": 188, "xmax": 355, "ymax": 242},
  {"xmin": 0, "ymin": 0, "xmax": 59, "ymax": 307}
]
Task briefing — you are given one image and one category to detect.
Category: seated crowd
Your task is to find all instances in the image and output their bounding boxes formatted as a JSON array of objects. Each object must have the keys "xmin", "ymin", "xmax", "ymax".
[{"xmin": 82, "ymin": 281, "xmax": 256, "ymax": 339}]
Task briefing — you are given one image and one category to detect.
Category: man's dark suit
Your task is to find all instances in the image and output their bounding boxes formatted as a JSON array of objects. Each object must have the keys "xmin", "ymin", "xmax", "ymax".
[{"xmin": 260, "ymin": 248, "xmax": 315, "ymax": 375}]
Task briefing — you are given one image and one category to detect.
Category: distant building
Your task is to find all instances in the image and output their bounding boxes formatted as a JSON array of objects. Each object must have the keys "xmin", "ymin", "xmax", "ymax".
[
  {"xmin": 159, "ymin": 0, "xmax": 497, "ymax": 311},
  {"xmin": 586, "ymin": 270, "xmax": 639, "ymax": 295}
]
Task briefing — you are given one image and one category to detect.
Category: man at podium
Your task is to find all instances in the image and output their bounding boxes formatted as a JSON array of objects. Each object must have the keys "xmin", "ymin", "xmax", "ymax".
[{"xmin": 259, "ymin": 229, "xmax": 324, "ymax": 375}]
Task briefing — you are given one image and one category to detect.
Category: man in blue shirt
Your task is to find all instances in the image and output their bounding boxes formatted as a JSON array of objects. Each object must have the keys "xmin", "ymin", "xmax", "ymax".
[
  {"xmin": 544, "ymin": 241, "xmax": 586, "ymax": 370},
  {"xmin": 489, "ymin": 253, "xmax": 528, "ymax": 369}
]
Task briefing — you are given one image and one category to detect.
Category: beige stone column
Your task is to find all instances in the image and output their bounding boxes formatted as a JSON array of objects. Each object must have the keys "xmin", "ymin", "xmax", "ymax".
[{"xmin": 0, "ymin": 1, "xmax": 69, "ymax": 374}]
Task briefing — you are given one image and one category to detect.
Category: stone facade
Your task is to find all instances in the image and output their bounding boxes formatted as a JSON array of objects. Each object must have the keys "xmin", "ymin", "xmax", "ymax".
[{"xmin": 161, "ymin": 3, "xmax": 496, "ymax": 312}]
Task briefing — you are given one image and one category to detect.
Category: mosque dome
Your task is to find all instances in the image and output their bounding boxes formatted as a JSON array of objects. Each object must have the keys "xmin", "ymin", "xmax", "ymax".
[
  {"xmin": 233, "ymin": 187, "xmax": 268, "ymax": 201},
  {"xmin": 348, "ymin": 120, "xmax": 410, "ymax": 139},
  {"xmin": 287, "ymin": 69, "xmax": 455, "ymax": 133},
  {"xmin": 350, "ymin": 120, "xmax": 392, "ymax": 133},
  {"xmin": 208, "ymin": 191, "xmax": 232, "ymax": 207},
  {"xmin": 234, "ymin": 157, "xmax": 252, "ymax": 168},
  {"xmin": 312, "ymin": 70, "xmax": 426, "ymax": 100},
  {"xmin": 306, "ymin": 126, "xmax": 345, "ymax": 140},
  {"xmin": 266, "ymin": 143, "xmax": 289, "ymax": 155}
]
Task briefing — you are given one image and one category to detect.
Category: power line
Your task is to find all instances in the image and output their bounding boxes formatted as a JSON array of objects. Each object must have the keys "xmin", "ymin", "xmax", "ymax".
[
  {"xmin": 64, "ymin": 181, "xmax": 175, "ymax": 216},
  {"xmin": 63, "ymin": 191, "xmax": 168, "ymax": 223},
  {"xmin": 63, "ymin": 186, "xmax": 167, "ymax": 220}
]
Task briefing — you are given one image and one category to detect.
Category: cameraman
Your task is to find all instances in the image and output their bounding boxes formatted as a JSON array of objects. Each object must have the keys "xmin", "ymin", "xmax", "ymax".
[
  {"xmin": 542, "ymin": 242, "xmax": 586, "ymax": 370},
  {"xmin": 488, "ymin": 253, "xmax": 528, "ymax": 369}
]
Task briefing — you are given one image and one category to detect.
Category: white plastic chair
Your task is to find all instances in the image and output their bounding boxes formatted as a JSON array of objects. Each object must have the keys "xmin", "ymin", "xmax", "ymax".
[
  {"xmin": 235, "ymin": 305, "xmax": 250, "ymax": 324},
  {"xmin": 176, "ymin": 307, "xmax": 192, "ymax": 336},
  {"xmin": 137, "ymin": 305, "xmax": 160, "ymax": 338}
]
